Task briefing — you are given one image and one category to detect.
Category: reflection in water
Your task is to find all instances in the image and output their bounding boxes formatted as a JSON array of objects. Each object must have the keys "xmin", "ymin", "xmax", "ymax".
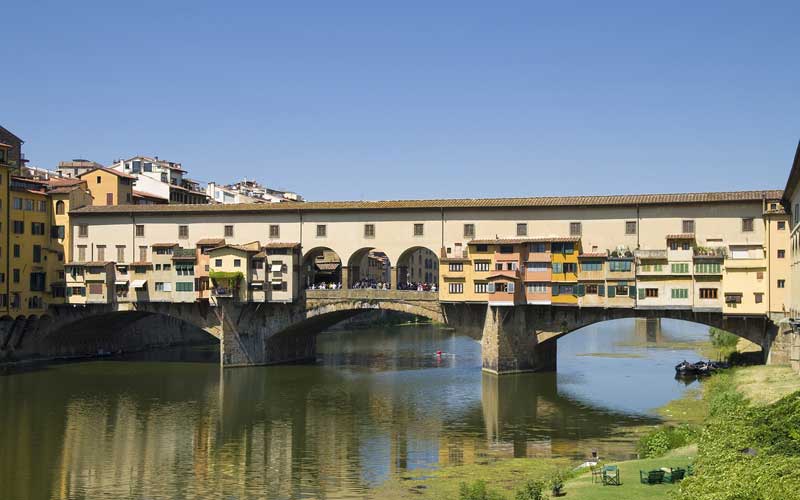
[{"xmin": 0, "ymin": 320, "xmax": 708, "ymax": 499}]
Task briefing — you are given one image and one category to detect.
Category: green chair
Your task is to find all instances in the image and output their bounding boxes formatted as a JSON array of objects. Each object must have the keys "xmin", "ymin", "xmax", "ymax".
[
  {"xmin": 602, "ymin": 465, "xmax": 620, "ymax": 486},
  {"xmin": 663, "ymin": 467, "xmax": 686, "ymax": 483},
  {"xmin": 639, "ymin": 469, "xmax": 664, "ymax": 485},
  {"xmin": 590, "ymin": 463, "xmax": 604, "ymax": 483}
]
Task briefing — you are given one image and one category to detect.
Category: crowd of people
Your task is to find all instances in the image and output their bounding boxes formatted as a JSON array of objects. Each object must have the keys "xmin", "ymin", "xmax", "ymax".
[
  {"xmin": 351, "ymin": 278, "xmax": 390, "ymax": 289},
  {"xmin": 305, "ymin": 279, "xmax": 437, "ymax": 291},
  {"xmin": 397, "ymin": 281, "xmax": 437, "ymax": 292},
  {"xmin": 307, "ymin": 282, "xmax": 343, "ymax": 290}
]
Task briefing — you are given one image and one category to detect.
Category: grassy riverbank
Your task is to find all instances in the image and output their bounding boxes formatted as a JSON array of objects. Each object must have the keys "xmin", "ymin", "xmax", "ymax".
[{"xmin": 370, "ymin": 365, "xmax": 800, "ymax": 500}]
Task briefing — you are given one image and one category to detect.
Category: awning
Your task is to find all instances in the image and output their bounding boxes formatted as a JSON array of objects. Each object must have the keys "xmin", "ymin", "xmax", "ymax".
[
  {"xmin": 270, "ymin": 264, "xmax": 283, "ymax": 272},
  {"xmin": 271, "ymin": 278, "xmax": 283, "ymax": 284},
  {"xmin": 115, "ymin": 280, "xmax": 129, "ymax": 286},
  {"xmin": 315, "ymin": 262, "xmax": 340, "ymax": 272},
  {"xmin": 132, "ymin": 279, "xmax": 147, "ymax": 289}
]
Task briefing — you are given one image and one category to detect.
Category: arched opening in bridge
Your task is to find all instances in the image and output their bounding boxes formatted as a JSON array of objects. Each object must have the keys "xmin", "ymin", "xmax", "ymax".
[
  {"xmin": 347, "ymin": 247, "xmax": 391, "ymax": 288},
  {"xmin": 303, "ymin": 247, "xmax": 342, "ymax": 288},
  {"xmin": 396, "ymin": 246, "xmax": 439, "ymax": 290},
  {"xmin": 41, "ymin": 311, "xmax": 219, "ymax": 361},
  {"xmin": 551, "ymin": 317, "xmax": 763, "ymax": 412}
]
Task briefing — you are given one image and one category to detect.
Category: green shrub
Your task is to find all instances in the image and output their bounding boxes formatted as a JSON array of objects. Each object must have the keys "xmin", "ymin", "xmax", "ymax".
[
  {"xmin": 709, "ymin": 327, "xmax": 739, "ymax": 349},
  {"xmin": 637, "ymin": 424, "xmax": 699, "ymax": 458},
  {"xmin": 675, "ymin": 375, "xmax": 800, "ymax": 500},
  {"xmin": 515, "ymin": 479, "xmax": 547, "ymax": 500},
  {"xmin": 459, "ymin": 480, "xmax": 504, "ymax": 500}
]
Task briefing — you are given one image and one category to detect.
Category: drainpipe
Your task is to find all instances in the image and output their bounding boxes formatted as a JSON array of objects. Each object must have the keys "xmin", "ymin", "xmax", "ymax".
[{"xmin": 440, "ymin": 207, "xmax": 445, "ymax": 254}]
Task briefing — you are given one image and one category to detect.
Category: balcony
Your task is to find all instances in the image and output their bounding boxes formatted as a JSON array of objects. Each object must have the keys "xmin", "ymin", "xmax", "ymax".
[
  {"xmin": 526, "ymin": 251, "xmax": 551, "ymax": 263},
  {"xmin": 578, "ymin": 270, "xmax": 604, "ymax": 281},
  {"xmin": 494, "ymin": 252, "xmax": 521, "ymax": 262},
  {"xmin": 694, "ymin": 246, "xmax": 728, "ymax": 259},
  {"xmin": 212, "ymin": 287, "xmax": 237, "ymax": 298},
  {"xmin": 724, "ymin": 258, "xmax": 766, "ymax": 270},
  {"xmin": 635, "ymin": 249, "xmax": 667, "ymax": 260},
  {"xmin": 441, "ymin": 247, "xmax": 469, "ymax": 260}
]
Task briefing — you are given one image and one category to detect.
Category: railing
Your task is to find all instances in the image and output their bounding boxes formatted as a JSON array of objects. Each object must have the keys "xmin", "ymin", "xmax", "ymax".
[
  {"xmin": 306, "ymin": 289, "xmax": 439, "ymax": 301},
  {"xmin": 212, "ymin": 287, "xmax": 236, "ymax": 297}
]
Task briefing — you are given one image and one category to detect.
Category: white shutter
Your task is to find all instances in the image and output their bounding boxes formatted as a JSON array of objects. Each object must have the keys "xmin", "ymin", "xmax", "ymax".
[
  {"xmin": 507, "ymin": 282, "xmax": 515, "ymax": 293},
  {"xmin": 487, "ymin": 282, "xmax": 495, "ymax": 293}
]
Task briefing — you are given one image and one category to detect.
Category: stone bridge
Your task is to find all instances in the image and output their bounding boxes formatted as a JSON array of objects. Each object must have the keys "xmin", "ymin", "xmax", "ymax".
[{"xmin": 1, "ymin": 290, "xmax": 797, "ymax": 373}]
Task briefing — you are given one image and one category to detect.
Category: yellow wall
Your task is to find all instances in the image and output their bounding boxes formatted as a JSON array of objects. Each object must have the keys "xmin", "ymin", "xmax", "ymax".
[
  {"xmin": 81, "ymin": 169, "xmax": 133, "ymax": 206},
  {"xmin": 48, "ymin": 186, "xmax": 93, "ymax": 305},
  {"xmin": 10, "ymin": 190, "xmax": 49, "ymax": 315},
  {"xmin": 723, "ymin": 262, "xmax": 767, "ymax": 315},
  {"xmin": 551, "ymin": 243, "xmax": 579, "ymax": 304},
  {"xmin": 0, "ymin": 156, "xmax": 9, "ymax": 315},
  {"xmin": 765, "ymin": 212, "xmax": 790, "ymax": 315}
]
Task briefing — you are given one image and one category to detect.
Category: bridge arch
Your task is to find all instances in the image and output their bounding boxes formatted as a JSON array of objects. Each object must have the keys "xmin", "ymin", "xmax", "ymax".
[
  {"xmin": 346, "ymin": 247, "xmax": 391, "ymax": 288},
  {"xmin": 396, "ymin": 245, "xmax": 440, "ymax": 288},
  {"xmin": 531, "ymin": 307, "xmax": 770, "ymax": 352},
  {"xmin": 31, "ymin": 307, "xmax": 220, "ymax": 359},
  {"xmin": 302, "ymin": 246, "xmax": 343, "ymax": 288}
]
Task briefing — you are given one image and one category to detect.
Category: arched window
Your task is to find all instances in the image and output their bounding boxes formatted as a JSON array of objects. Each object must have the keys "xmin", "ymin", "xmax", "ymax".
[{"xmin": 55, "ymin": 200, "xmax": 65, "ymax": 215}]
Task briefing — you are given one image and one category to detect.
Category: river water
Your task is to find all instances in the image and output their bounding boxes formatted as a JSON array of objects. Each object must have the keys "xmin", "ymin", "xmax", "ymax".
[{"xmin": 0, "ymin": 318, "xmax": 710, "ymax": 500}]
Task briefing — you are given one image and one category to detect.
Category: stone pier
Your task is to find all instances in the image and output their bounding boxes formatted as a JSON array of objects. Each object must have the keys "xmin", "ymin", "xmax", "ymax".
[{"xmin": 481, "ymin": 305, "xmax": 557, "ymax": 374}]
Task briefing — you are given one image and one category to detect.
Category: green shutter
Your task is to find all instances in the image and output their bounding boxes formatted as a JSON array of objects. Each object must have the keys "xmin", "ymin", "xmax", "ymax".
[
  {"xmin": 576, "ymin": 284, "xmax": 585, "ymax": 297},
  {"xmin": 552, "ymin": 263, "xmax": 562, "ymax": 274},
  {"xmin": 598, "ymin": 284, "xmax": 605, "ymax": 297},
  {"xmin": 629, "ymin": 285, "xmax": 636, "ymax": 298},
  {"xmin": 80, "ymin": 287, "xmax": 86, "ymax": 297},
  {"xmin": 638, "ymin": 287, "xmax": 645, "ymax": 300},
  {"xmin": 608, "ymin": 286, "xmax": 616, "ymax": 298},
  {"xmin": 552, "ymin": 284, "xmax": 560, "ymax": 296},
  {"xmin": 66, "ymin": 287, "xmax": 72, "ymax": 297}
]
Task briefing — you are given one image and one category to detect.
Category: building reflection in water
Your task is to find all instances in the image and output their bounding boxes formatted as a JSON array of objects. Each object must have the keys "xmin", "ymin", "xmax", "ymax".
[{"xmin": 0, "ymin": 326, "xmax": 670, "ymax": 500}]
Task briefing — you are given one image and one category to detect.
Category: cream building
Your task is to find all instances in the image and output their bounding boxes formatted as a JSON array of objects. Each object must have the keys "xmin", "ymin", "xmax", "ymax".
[{"xmin": 65, "ymin": 190, "xmax": 788, "ymax": 318}]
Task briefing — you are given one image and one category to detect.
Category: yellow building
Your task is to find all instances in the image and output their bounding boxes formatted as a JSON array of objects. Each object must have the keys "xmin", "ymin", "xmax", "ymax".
[
  {"xmin": 764, "ymin": 199, "xmax": 790, "ymax": 317},
  {"xmin": 550, "ymin": 238, "xmax": 580, "ymax": 305},
  {"xmin": 9, "ymin": 177, "xmax": 50, "ymax": 314},
  {"xmin": 0, "ymin": 144, "xmax": 10, "ymax": 314},
  {"xmin": 78, "ymin": 167, "xmax": 135, "ymax": 206},
  {"xmin": 47, "ymin": 180, "xmax": 93, "ymax": 304}
]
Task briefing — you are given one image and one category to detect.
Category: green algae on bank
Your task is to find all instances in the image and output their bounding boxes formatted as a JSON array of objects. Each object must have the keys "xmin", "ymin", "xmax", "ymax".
[{"xmin": 368, "ymin": 457, "xmax": 572, "ymax": 500}]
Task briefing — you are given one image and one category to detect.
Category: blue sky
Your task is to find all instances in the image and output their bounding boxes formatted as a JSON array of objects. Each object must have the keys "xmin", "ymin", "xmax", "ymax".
[{"xmin": 2, "ymin": 1, "xmax": 798, "ymax": 201}]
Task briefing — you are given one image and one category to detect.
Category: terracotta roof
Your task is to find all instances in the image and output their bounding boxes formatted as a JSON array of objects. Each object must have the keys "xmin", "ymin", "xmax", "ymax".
[
  {"xmin": 68, "ymin": 190, "xmax": 784, "ymax": 216},
  {"xmin": 253, "ymin": 251, "xmax": 267, "ymax": 259},
  {"xmin": 0, "ymin": 143, "xmax": 12, "ymax": 149},
  {"xmin": 47, "ymin": 185, "xmax": 84, "ymax": 195},
  {"xmin": 152, "ymin": 243, "xmax": 179, "ymax": 248},
  {"xmin": 78, "ymin": 166, "xmax": 137, "ymax": 180},
  {"xmin": 469, "ymin": 236, "xmax": 581, "ymax": 245},
  {"xmin": 265, "ymin": 242, "xmax": 301, "ymax": 249},
  {"xmin": 47, "ymin": 177, "xmax": 85, "ymax": 187},
  {"xmin": 196, "ymin": 238, "xmax": 226, "ymax": 246},
  {"xmin": 67, "ymin": 261, "xmax": 110, "ymax": 267},
  {"xmin": 209, "ymin": 241, "xmax": 261, "ymax": 253},
  {"xmin": 133, "ymin": 190, "xmax": 168, "ymax": 201},
  {"xmin": 666, "ymin": 233, "xmax": 696, "ymax": 240}
]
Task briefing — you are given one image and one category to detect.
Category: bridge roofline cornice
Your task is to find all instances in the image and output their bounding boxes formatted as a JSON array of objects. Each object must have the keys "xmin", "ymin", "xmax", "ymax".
[{"xmin": 69, "ymin": 190, "xmax": 783, "ymax": 217}]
